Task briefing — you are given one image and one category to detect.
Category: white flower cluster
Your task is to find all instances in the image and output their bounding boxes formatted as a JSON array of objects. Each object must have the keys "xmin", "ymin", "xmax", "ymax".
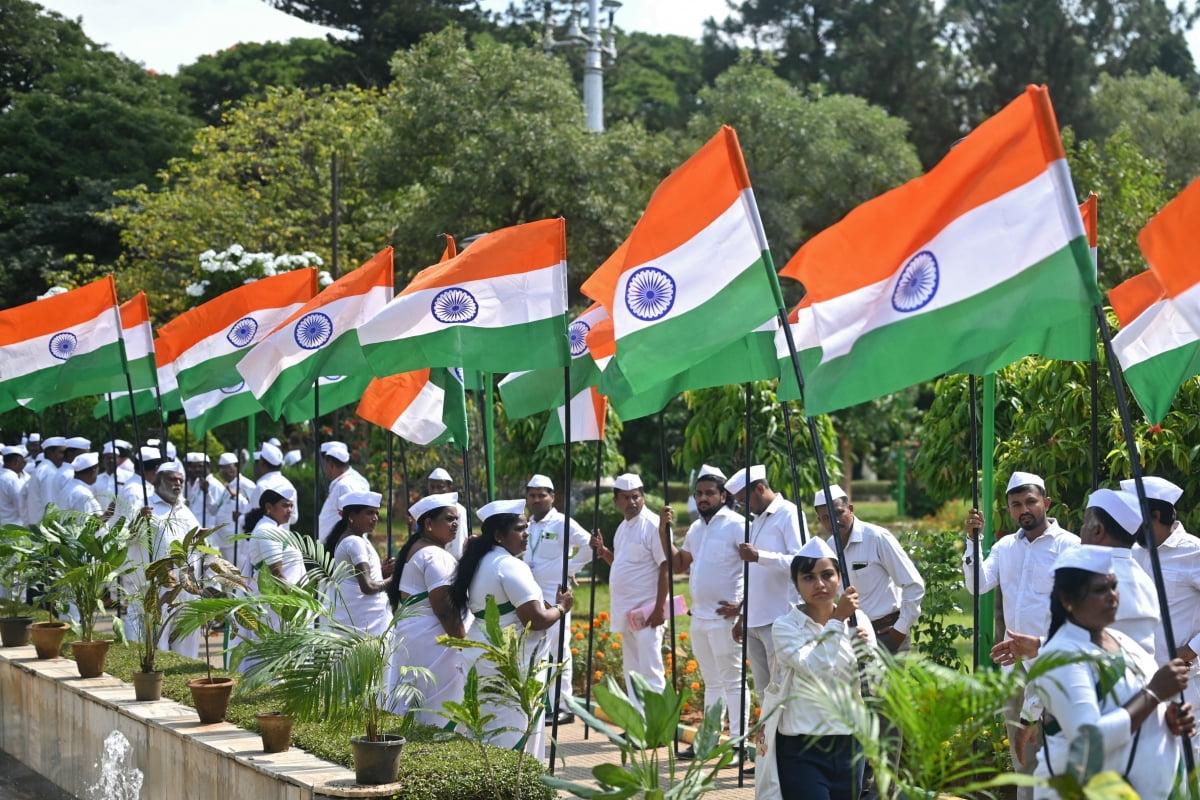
[
  {"xmin": 37, "ymin": 286, "xmax": 69, "ymax": 300},
  {"xmin": 318, "ymin": 270, "xmax": 333, "ymax": 287},
  {"xmin": 190, "ymin": 245, "xmax": 327, "ymax": 298}
]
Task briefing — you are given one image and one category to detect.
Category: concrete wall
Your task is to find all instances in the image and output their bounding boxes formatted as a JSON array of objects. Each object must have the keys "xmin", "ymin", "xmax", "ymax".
[{"xmin": 0, "ymin": 645, "xmax": 396, "ymax": 800}]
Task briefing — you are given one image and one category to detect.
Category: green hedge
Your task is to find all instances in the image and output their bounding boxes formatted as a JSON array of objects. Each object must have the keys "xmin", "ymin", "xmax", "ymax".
[{"xmin": 95, "ymin": 644, "xmax": 553, "ymax": 800}]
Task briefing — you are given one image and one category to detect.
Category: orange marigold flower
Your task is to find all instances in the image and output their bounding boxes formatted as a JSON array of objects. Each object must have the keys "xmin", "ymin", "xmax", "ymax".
[
  {"xmin": 597, "ymin": 651, "xmax": 606, "ymax": 659},
  {"xmin": 575, "ymin": 633, "xmax": 585, "ymax": 640},
  {"xmin": 685, "ymin": 664, "xmax": 696, "ymax": 674},
  {"xmin": 614, "ymin": 633, "xmax": 622, "ymax": 640},
  {"xmin": 691, "ymin": 682, "xmax": 701, "ymax": 691},
  {"xmin": 686, "ymin": 659, "xmax": 697, "ymax": 669},
  {"xmin": 571, "ymin": 648, "xmax": 580, "ymax": 655},
  {"xmin": 679, "ymin": 632, "xmax": 688, "ymax": 641},
  {"xmin": 592, "ymin": 619, "xmax": 601, "ymax": 627},
  {"xmin": 611, "ymin": 642, "xmax": 620, "ymax": 650},
  {"xmin": 601, "ymin": 633, "xmax": 609, "ymax": 640},
  {"xmin": 594, "ymin": 670, "xmax": 604, "ymax": 681},
  {"xmin": 599, "ymin": 611, "xmax": 610, "ymax": 621}
]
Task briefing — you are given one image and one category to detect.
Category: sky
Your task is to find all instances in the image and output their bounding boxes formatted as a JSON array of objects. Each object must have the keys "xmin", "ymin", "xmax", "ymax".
[{"xmin": 32, "ymin": 0, "xmax": 731, "ymax": 75}]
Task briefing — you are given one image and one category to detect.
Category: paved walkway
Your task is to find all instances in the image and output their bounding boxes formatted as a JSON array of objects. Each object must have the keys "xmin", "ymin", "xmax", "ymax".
[{"xmin": 545, "ymin": 721, "xmax": 755, "ymax": 799}]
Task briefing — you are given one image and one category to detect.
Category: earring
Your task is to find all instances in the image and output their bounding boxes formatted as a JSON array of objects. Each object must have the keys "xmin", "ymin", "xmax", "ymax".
[{"xmin": 1066, "ymin": 605, "xmax": 1074, "ymax": 613}]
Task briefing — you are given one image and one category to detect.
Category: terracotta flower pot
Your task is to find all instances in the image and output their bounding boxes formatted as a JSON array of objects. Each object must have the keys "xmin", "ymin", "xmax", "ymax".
[
  {"xmin": 0, "ymin": 616, "xmax": 33, "ymax": 647},
  {"xmin": 132, "ymin": 670, "xmax": 164, "ymax": 701},
  {"xmin": 187, "ymin": 677, "xmax": 235, "ymax": 724},
  {"xmin": 71, "ymin": 639, "xmax": 111, "ymax": 678},
  {"xmin": 28, "ymin": 621, "xmax": 69, "ymax": 659},
  {"xmin": 255, "ymin": 711, "xmax": 294, "ymax": 753},
  {"xmin": 350, "ymin": 734, "xmax": 405, "ymax": 785}
]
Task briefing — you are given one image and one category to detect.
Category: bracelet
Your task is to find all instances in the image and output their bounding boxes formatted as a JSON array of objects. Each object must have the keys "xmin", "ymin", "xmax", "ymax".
[
  {"xmin": 1143, "ymin": 687, "xmax": 1164, "ymax": 704},
  {"xmin": 554, "ymin": 604, "xmax": 565, "ymax": 620}
]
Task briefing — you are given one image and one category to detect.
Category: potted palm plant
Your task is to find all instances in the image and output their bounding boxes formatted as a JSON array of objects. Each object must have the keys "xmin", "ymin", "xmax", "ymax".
[
  {"xmin": 39, "ymin": 508, "xmax": 139, "ymax": 678},
  {"xmin": 174, "ymin": 527, "xmax": 425, "ymax": 781},
  {"xmin": 0, "ymin": 524, "xmax": 37, "ymax": 647},
  {"xmin": 125, "ymin": 525, "xmax": 248, "ymax": 701}
]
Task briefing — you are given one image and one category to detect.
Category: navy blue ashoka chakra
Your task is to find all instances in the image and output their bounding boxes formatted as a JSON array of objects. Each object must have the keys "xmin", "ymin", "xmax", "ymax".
[
  {"xmin": 891, "ymin": 251, "xmax": 940, "ymax": 313},
  {"xmin": 48, "ymin": 332, "xmax": 78, "ymax": 361},
  {"xmin": 568, "ymin": 321, "xmax": 591, "ymax": 356},
  {"xmin": 220, "ymin": 380, "xmax": 245, "ymax": 395},
  {"xmin": 431, "ymin": 288, "xmax": 479, "ymax": 324},
  {"xmin": 227, "ymin": 316, "xmax": 258, "ymax": 348},
  {"xmin": 624, "ymin": 267, "xmax": 676, "ymax": 321},
  {"xmin": 294, "ymin": 312, "xmax": 334, "ymax": 350}
]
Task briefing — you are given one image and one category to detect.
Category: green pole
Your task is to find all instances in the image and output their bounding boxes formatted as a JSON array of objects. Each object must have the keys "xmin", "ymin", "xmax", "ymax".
[
  {"xmin": 482, "ymin": 371, "xmax": 495, "ymax": 502},
  {"xmin": 978, "ymin": 373, "xmax": 997, "ymax": 668},
  {"xmin": 895, "ymin": 441, "xmax": 907, "ymax": 517},
  {"xmin": 247, "ymin": 413, "xmax": 256, "ymax": 469}
]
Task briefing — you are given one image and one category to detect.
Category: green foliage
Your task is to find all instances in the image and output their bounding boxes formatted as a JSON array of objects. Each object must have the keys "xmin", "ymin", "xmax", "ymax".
[
  {"xmin": 166, "ymin": 423, "xmax": 226, "ymax": 460},
  {"xmin": 108, "ymin": 85, "xmax": 389, "ymax": 321},
  {"xmin": 899, "ymin": 526, "xmax": 971, "ymax": 669},
  {"xmin": 603, "ymin": 32, "xmax": 707, "ymax": 132},
  {"xmin": 678, "ymin": 381, "xmax": 841, "ymax": 504},
  {"xmin": 0, "ymin": 524, "xmax": 38, "ymax": 616},
  {"xmin": 496, "ymin": 398, "xmax": 625, "ymax": 487},
  {"xmin": 1091, "ymin": 69, "xmax": 1200, "ymax": 188}
]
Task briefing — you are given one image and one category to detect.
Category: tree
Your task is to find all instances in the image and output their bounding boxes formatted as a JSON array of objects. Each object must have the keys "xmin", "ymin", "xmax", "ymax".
[
  {"xmin": 106, "ymin": 86, "xmax": 389, "ymax": 321},
  {"xmin": 366, "ymin": 27, "xmax": 678, "ymax": 291},
  {"xmin": 0, "ymin": 0, "xmax": 198, "ymax": 306},
  {"xmin": 1090, "ymin": 69, "xmax": 1200, "ymax": 187},
  {"xmin": 262, "ymin": 0, "xmax": 492, "ymax": 86},
  {"xmin": 174, "ymin": 38, "xmax": 361, "ymax": 124},
  {"xmin": 601, "ymin": 32, "xmax": 707, "ymax": 132},
  {"xmin": 686, "ymin": 59, "xmax": 923, "ymax": 282}
]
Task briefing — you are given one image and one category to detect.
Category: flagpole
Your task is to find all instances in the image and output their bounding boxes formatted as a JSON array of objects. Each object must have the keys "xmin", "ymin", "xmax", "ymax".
[
  {"xmin": 482, "ymin": 371, "xmax": 495, "ymax": 502},
  {"xmin": 201, "ymin": 436, "xmax": 210, "ymax": 528},
  {"xmin": 111, "ymin": 298, "xmax": 150, "ymax": 510},
  {"xmin": 400, "ymin": 437, "xmax": 412, "ymax": 543},
  {"xmin": 1094, "ymin": 303, "xmax": 1195, "ymax": 776},
  {"xmin": 1089, "ymin": 358, "xmax": 1101, "ymax": 491},
  {"xmin": 460, "ymin": 447, "xmax": 473, "ymax": 537},
  {"xmin": 548, "ymin": 364, "xmax": 573, "ymax": 773},
  {"xmin": 386, "ymin": 432, "xmax": 395, "ymax": 557},
  {"xmin": 980, "ymin": 373, "xmax": 997, "ymax": 665},
  {"xmin": 582, "ymin": 437, "xmax": 602, "ymax": 742},
  {"xmin": 737, "ymin": 382, "xmax": 752, "ymax": 787},
  {"xmin": 313, "ymin": 380, "xmax": 321, "ymax": 539},
  {"xmin": 778, "ymin": 400, "xmax": 806, "ymax": 543},
  {"xmin": 968, "ymin": 376, "xmax": 981, "ymax": 672},
  {"xmin": 657, "ymin": 407, "xmax": 681, "ymax": 756}
]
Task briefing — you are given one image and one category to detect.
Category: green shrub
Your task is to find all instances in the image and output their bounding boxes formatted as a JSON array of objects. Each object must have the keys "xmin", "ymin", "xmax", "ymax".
[
  {"xmin": 850, "ymin": 479, "xmax": 894, "ymax": 500},
  {"xmin": 96, "ymin": 644, "xmax": 551, "ymax": 798}
]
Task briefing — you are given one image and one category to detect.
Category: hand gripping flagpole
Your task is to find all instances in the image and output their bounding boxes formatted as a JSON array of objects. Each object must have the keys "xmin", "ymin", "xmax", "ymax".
[
  {"xmin": 1094, "ymin": 303, "xmax": 1195, "ymax": 777},
  {"xmin": 582, "ymin": 437, "xmax": 603, "ymax": 741},
  {"xmin": 737, "ymin": 382, "xmax": 752, "ymax": 788}
]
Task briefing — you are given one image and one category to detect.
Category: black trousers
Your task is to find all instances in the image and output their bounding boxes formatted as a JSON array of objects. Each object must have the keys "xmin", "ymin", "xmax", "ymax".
[{"xmin": 776, "ymin": 732, "xmax": 863, "ymax": 800}]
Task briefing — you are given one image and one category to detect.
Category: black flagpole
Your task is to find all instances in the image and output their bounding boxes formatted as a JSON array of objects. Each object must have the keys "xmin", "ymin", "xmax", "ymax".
[
  {"xmin": 779, "ymin": 399, "xmax": 806, "ymax": 543},
  {"xmin": 386, "ymin": 432, "xmax": 395, "ymax": 557},
  {"xmin": 313, "ymin": 380, "xmax": 321, "ymax": 537},
  {"xmin": 460, "ymin": 446, "xmax": 473, "ymax": 537},
  {"xmin": 658, "ymin": 408, "xmax": 680, "ymax": 755},
  {"xmin": 400, "ymin": 437, "xmax": 412, "ymax": 543},
  {"xmin": 582, "ymin": 437, "xmax": 602, "ymax": 741},
  {"xmin": 737, "ymin": 382, "xmax": 752, "ymax": 787},
  {"xmin": 1095, "ymin": 304, "xmax": 1195, "ymax": 775},
  {"xmin": 968, "ymin": 376, "xmax": 981, "ymax": 673},
  {"xmin": 1090, "ymin": 358, "xmax": 1101, "ymax": 491},
  {"xmin": 548, "ymin": 364, "xmax": 573, "ymax": 773}
]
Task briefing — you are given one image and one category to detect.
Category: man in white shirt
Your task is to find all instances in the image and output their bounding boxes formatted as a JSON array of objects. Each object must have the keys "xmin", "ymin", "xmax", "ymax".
[
  {"xmin": 426, "ymin": 467, "xmax": 469, "ymax": 559},
  {"xmin": 184, "ymin": 453, "xmax": 222, "ymax": 527},
  {"xmin": 61, "ymin": 452, "xmax": 104, "ymax": 518},
  {"xmin": 210, "ymin": 453, "xmax": 253, "ymax": 563},
  {"xmin": 0, "ymin": 445, "xmax": 29, "ymax": 526},
  {"xmin": 116, "ymin": 446, "xmax": 163, "ymax": 524},
  {"xmin": 22, "ymin": 434, "xmax": 40, "ymax": 477},
  {"xmin": 661, "ymin": 464, "xmax": 747, "ymax": 751},
  {"xmin": 523, "ymin": 473, "xmax": 591, "ymax": 725},
  {"xmin": 317, "ymin": 441, "xmax": 370, "ymax": 542},
  {"xmin": 1126, "ymin": 476, "xmax": 1200, "ymax": 761},
  {"xmin": 26, "ymin": 435, "xmax": 67, "ymax": 522},
  {"xmin": 53, "ymin": 436, "xmax": 92, "ymax": 510},
  {"xmin": 964, "ymin": 470, "xmax": 1079, "ymax": 798},
  {"xmin": 251, "ymin": 442, "xmax": 298, "ymax": 530},
  {"xmin": 726, "ymin": 464, "xmax": 807, "ymax": 694},
  {"xmin": 94, "ymin": 440, "xmax": 133, "ymax": 505},
  {"xmin": 589, "ymin": 473, "xmax": 669, "ymax": 711}
]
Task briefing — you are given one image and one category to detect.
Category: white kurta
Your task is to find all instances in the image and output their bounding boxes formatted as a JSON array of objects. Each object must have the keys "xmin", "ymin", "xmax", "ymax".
[
  {"xmin": 330, "ymin": 533, "xmax": 389, "ymax": 636},
  {"xmin": 208, "ymin": 476, "xmax": 253, "ymax": 561},
  {"xmin": 1108, "ymin": 548, "xmax": 1161, "ymax": 662},
  {"xmin": 385, "ymin": 545, "xmax": 463, "ymax": 728},
  {"xmin": 466, "ymin": 547, "xmax": 547, "ymax": 759},
  {"xmin": 318, "ymin": 468, "xmax": 371, "ymax": 541},
  {"xmin": 0, "ymin": 468, "xmax": 27, "ymax": 525},
  {"xmin": 609, "ymin": 507, "xmax": 667, "ymax": 633},
  {"xmin": 746, "ymin": 495, "xmax": 806, "ymax": 628},
  {"xmin": 61, "ymin": 479, "xmax": 102, "ymax": 516},
  {"xmin": 124, "ymin": 494, "xmax": 203, "ymax": 659},
  {"xmin": 251, "ymin": 471, "xmax": 299, "ymax": 528},
  {"xmin": 1030, "ymin": 622, "xmax": 1178, "ymax": 800}
]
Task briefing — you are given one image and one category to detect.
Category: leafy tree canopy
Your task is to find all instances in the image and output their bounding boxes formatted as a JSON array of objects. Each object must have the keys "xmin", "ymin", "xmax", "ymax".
[{"xmin": 1090, "ymin": 69, "xmax": 1200, "ymax": 187}]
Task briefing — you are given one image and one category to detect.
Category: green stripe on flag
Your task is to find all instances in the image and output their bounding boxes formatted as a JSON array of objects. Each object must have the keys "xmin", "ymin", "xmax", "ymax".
[
  {"xmin": 1122, "ymin": 343, "xmax": 1200, "ymax": 424},
  {"xmin": 362, "ymin": 316, "xmax": 569, "ymax": 377},
  {"xmin": 0, "ymin": 340, "xmax": 127, "ymax": 410}
]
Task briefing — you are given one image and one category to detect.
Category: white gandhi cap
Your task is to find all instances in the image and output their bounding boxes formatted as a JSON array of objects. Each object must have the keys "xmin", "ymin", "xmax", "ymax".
[
  {"xmin": 814, "ymin": 484, "xmax": 848, "ymax": 508},
  {"xmin": 1053, "ymin": 544, "xmax": 1114, "ymax": 575},
  {"xmin": 1006, "ymin": 471, "xmax": 1046, "ymax": 493},
  {"xmin": 1086, "ymin": 488, "xmax": 1143, "ymax": 536},
  {"xmin": 613, "ymin": 473, "xmax": 643, "ymax": 492},
  {"xmin": 476, "ymin": 499, "xmax": 527, "ymax": 522},
  {"xmin": 1119, "ymin": 476, "xmax": 1183, "ymax": 506},
  {"xmin": 527, "ymin": 474, "xmax": 554, "ymax": 490}
]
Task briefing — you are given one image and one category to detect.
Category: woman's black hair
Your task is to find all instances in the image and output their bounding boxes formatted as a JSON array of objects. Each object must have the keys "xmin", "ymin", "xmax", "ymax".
[
  {"xmin": 1048, "ymin": 566, "xmax": 1101, "ymax": 639},
  {"xmin": 325, "ymin": 503, "xmax": 373, "ymax": 556},
  {"xmin": 1091, "ymin": 506, "xmax": 1137, "ymax": 547},
  {"xmin": 387, "ymin": 505, "xmax": 455, "ymax": 610},
  {"xmin": 243, "ymin": 489, "xmax": 286, "ymax": 533},
  {"xmin": 790, "ymin": 553, "xmax": 841, "ymax": 585},
  {"xmin": 448, "ymin": 512, "xmax": 520, "ymax": 617}
]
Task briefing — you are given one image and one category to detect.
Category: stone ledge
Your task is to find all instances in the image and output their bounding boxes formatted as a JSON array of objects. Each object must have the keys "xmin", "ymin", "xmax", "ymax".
[{"xmin": 0, "ymin": 644, "xmax": 400, "ymax": 799}]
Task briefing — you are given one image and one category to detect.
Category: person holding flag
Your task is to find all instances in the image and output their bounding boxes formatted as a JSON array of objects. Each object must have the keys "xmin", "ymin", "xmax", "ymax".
[
  {"xmin": 250, "ymin": 442, "xmax": 298, "ymax": 531},
  {"xmin": 61, "ymin": 452, "xmax": 105, "ymax": 519},
  {"xmin": 317, "ymin": 441, "xmax": 371, "ymax": 542},
  {"xmin": 324, "ymin": 490, "xmax": 391, "ymax": 637},
  {"xmin": 425, "ymin": 467, "xmax": 468, "ymax": 559}
]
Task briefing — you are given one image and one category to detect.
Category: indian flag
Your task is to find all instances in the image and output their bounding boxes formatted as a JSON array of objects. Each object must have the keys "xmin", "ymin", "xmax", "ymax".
[
  {"xmin": 281, "ymin": 374, "xmax": 373, "ymax": 422},
  {"xmin": 1080, "ymin": 192, "xmax": 1098, "ymax": 271},
  {"xmin": 237, "ymin": 248, "xmax": 394, "ymax": 418},
  {"xmin": 356, "ymin": 368, "xmax": 468, "ymax": 446},
  {"xmin": 775, "ymin": 298, "xmax": 822, "ymax": 402},
  {"xmin": 498, "ymin": 303, "xmax": 607, "ymax": 419},
  {"xmin": 1109, "ymin": 270, "xmax": 1200, "ymax": 424},
  {"xmin": 780, "ymin": 85, "xmax": 1101, "ymax": 414},
  {"xmin": 358, "ymin": 219, "xmax": 569, "ymax": 375},
  {"xmin": 538, "ymin": 387, "xmax": 606, "ymax": 449},
  {"xmin": 1140, "ymin": 177, "xmax": 1200, "ymax": 337},
  {"xmin": 23, "ymin": 291, "xmax": 158, "ymax": 413},
  {"xmin": 581, "ymin": 126, "xmax": 779, "ymax": 395},
  {"xmin": 0, "ymin": 276, "xmax": 124, "ymax": 413},
  {"xmin": 93, "ymin": 341, "xmax": 183, "ymax": 422}
]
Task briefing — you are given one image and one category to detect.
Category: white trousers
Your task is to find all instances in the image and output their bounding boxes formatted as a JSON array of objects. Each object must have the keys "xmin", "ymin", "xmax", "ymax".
[
  {"xmin": 690, "ymin": 616, "xmax": 749, "ymax": 732},
  {"xmin": 542, "ymin": 610, "xmax": 575, "ymax": 713},
  {"xmin": 621, "ymin": 623, "xmax": 666, "ymax": 712},
  {"xmin": 746, "ymin": 623, "xmax": 775, "ymax": 699}
]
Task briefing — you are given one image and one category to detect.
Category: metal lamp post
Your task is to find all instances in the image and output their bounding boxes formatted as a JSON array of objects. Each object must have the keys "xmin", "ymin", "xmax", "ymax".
[{"xmin": 543, "ymin": 0, "xmax": 621, "ymax": 132}]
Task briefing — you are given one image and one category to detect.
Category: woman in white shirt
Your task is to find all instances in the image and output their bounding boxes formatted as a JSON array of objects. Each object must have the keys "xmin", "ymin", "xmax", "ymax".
[
  {"xmin": 325, "ymin": 490, "xmax": 392, "ymax": 637},
  {"xmin": 383, "ymin": 493, "xmax": 466, "ymax": 727},
  {"xmin": 758, "ymin": 536, "xmax": 874, "ymax": 800},
  {"xmin": 447, "ymin": 499, "xmax": 574, "ymax": 760},
  {"xmin": 1028, "ymin": 545, "xmax": 1191, "ymax": 800},
  {"xmin": 237, "ymin": 488, "xmax": 306, "ymax": 671}
]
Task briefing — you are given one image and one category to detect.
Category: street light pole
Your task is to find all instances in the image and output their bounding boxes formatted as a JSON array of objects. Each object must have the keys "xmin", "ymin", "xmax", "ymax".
[{"xmin": 544, "ymin": 0, "xmax": 621, "ymax": 133}]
